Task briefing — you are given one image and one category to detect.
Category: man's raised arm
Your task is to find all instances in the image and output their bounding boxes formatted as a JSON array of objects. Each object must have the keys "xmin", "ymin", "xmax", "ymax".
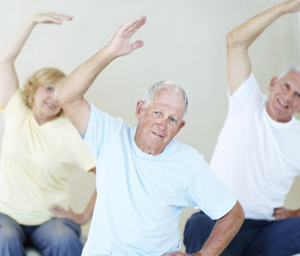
[
  {"xmin": 226, "ymin": 0, "xmax": 300, "ymax": 94},
  {"xmin": 56, "ymin": 15, "xmax": 147, "ymax": 136}
]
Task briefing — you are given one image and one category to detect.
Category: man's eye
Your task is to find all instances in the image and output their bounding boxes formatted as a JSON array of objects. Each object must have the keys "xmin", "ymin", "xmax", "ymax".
[
  {"xmin": 284, "ymin": 84, "xmax": 289, "ymax": 89},
  {"xmin": 170, "ymin": 118, "xmax": 176, "ymax": 122},
  {"xmin": 47, "ymin": 87, "xmax": 53, "ymax": 91},
  {"xmin": 155, "ymin": 111, "xmax": 159, "ymax": 115}
]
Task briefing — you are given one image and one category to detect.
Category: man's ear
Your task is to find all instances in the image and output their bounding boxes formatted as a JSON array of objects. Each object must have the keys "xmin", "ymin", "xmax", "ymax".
[
  {"xmin": 175, "ymin": 120, "xmax": 186, "ymax": 135},
  {"xmin": 269, "ymin": 76, "xmax": 278, "ymax": 91},
  {"xmin": 135, "ymin": 100, "xmax": 144, "ymax": 120}
]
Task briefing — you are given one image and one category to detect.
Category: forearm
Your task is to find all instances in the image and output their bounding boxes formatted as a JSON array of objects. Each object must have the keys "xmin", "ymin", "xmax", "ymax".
[
  {"xmin": 200, "ymin": 201, "xmax": 244, "ymax": 256},
  {"xmin": 0, "ymin": 16, "xmax": 36, "ymax": 64},
  {"xmin": 227, "ymin": 2, "xmax": 288, "ymax": 49},
  {"xmin": 81, "ymin": 190, "xmax": 97, "ymax": 224},
  {"xmin": 57, "ymin": 46, "xmax": 116, "ymax": 105},
  {"xmin": 293, "ymin": 208, "xmax": 300, "ymax": 217}
]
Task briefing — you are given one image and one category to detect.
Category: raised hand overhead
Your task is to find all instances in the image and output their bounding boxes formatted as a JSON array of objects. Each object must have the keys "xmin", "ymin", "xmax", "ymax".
[
  {"xmin": 226, "ymin": 0, "xmax": 300, "ymax": 94},
  {"xmin": 33, "ymin": 13, "xmax": 73, "ymax": 24},
  {"xmin": 56, "ymin": 16, "xmax": 147, "ymax": 136},
  {"xmin": 107, "ymin": 15, "xmax": 147, "ymax": 57},
  {"xmin": 284, "ymin": 0, "xmax": 300, "ymax": 13},
  {"xmin": 0, "ymin": 13, "xmax": 72, "ymax": 107}
]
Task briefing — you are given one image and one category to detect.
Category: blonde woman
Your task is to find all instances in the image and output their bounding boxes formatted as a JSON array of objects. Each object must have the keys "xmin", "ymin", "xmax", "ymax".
[{"xmin": 0, "ymin": 13, "xmax": 96, "ymax": 256}]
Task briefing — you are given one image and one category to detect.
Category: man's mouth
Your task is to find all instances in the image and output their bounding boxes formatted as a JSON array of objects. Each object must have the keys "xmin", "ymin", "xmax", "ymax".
[
  {"xmin": 152, "ymin": 132, "xmax": 163, "ymax": 138},
  {"xmin": 277, "ymin": 98, "xmax": 288, "ymax": 108}
]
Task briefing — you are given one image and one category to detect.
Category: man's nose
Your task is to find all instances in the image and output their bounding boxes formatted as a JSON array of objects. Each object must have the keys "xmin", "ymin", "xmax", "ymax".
[
  {"xmin": 157, "ymin": 118, "xmax": 167, "ymax": 130},
  {"xmin": 284, "ymin": 91, "xmax": 294, "ymax": 104}
]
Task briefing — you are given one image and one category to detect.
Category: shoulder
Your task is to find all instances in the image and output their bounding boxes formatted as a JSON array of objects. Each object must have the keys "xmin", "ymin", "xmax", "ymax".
[
  {"xmin": 1, "ymin": 89, "xmax": 29, "ymax": 114},
  {"xmin": 170, "ymin": 140, "xmax": 206, "ymax": 166},
  {"xmin": 89, "ymin": 103, "xmax": 126, "ymax": 127}
]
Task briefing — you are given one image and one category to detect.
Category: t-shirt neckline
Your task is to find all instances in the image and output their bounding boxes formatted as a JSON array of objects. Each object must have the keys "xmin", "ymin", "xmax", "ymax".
[
  {"xmin": 263, "ymin": 104, "xmax": 296, "ymax": 129},
  {"xmin": 130, "ymin": 127, "xmax": 172, "ymax": 160}
]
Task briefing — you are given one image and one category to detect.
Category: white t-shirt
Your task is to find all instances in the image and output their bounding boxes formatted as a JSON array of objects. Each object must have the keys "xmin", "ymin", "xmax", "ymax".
[
  {"xmin": 210, "ymin": 72, "xmax": 300, "ymax": 221},
  {"xmin": 81, "ymin": 104, "xmax": 237, "ymax": 256}
]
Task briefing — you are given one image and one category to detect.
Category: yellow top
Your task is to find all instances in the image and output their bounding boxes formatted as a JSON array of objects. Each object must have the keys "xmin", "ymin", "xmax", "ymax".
[{"xmin": 0, "ymin": 89, "xmax": 95, "ymax": 225}]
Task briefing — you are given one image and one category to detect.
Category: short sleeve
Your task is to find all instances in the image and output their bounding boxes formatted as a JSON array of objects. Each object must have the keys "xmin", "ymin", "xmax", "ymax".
[
  {"xmin": 81, "ymin": 103, "xmax": 125, "ymax": 162},
  {"xmin": 1, "ymin": 89, "xmax": 30, "ymax": 121},
  {"xmin": 227, "ymin": 72, "xmax": 266, "ymax": 114},
  {"xmin": 184, "ymin": 156, "xmax": 237, "ymax": 220},
  {"xmin": 70, "ymin": 131, "xmax": 96, "ymax": 173}
]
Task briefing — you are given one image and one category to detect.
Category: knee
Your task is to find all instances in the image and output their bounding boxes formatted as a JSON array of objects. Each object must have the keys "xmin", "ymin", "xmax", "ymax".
[
  {"xmin": 184, "ymin": 212, "xmax": 215, "ymax": 253},
  {"xmin": 184, "ymin": 212, "xmax": 215, "ymax": 236},
  {"xmin": 0, "ymin": 234, "xmax": 23, "ymax": 251},
  {"xmin": 51, "ymin": 234, "xmax": 83, "ymax": 251}
]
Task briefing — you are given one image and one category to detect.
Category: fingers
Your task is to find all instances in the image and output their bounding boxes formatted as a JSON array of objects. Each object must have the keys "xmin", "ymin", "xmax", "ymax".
[
  {"xmin": 131, "ymin": 40, "xmax": 144, "ymax": 50},
  {"xmin": 273, "ymin": 207, "xmax": 283, "ymax": 214},
  {"xmin": 35, "ymin": 13, "xmax": 73, "ymax": 25},
  {"xmin": 121, "ymin": 15, "xmax": 147, "ymax": 38},
  {"xmin": 50, "ymin": 206, "xmax": 70, "ymax": 218},
  {"xmin": 52, "ymin": 13, "xmax": 73, "ymax": 21}
]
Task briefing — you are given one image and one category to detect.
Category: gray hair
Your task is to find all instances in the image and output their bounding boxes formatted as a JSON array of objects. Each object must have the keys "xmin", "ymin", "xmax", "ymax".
[
  {"xmin": 277, "ymin": 62, "xmax": 300, "ymax": 80},
  {"xmin": 142, "ymin": 80, "xmax": 188, "ymax": 118}
]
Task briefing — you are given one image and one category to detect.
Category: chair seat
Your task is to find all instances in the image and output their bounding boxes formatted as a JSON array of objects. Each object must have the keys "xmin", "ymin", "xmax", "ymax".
[{"xmin": 25, "ymin": 247, "xmax": 42, "ymax": 256}]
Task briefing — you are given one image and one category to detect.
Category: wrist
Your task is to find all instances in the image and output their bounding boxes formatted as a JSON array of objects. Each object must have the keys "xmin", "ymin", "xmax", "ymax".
[
  {"xmin": 27, "ymin": 16, "xmax": 38, "ymax": 26},
  {"xmin": 102, "ymin": 45, "xmax": 120, "ymax": 60},
  {"xmin": 79, "ymin": 213, "xmax": 88, "ymax": 225},
  {"xmin": 294, "ymin": 209, "xmax": 300, "ymax": 217},
  {"xmin": 280, "ymin": 1, "xmax": 295, "ymax": 14}
]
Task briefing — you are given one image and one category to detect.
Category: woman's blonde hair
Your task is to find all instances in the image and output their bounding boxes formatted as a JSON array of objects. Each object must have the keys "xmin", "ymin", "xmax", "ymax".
[{"xmin": 22, "ymin": 67, "xmax": 66, "ymax": 108}]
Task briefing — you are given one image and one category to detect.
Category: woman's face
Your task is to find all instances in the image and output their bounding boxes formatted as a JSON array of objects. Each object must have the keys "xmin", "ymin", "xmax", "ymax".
[{"xmin": 32, "ymin": 81, "xmax": 62, "ymax": 120}]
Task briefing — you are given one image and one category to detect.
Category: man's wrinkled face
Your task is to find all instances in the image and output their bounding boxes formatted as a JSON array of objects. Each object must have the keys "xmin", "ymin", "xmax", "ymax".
[
  {"xmin": 267, "ymin": 71, "xmax": 300, "ymax": 122},
  {"xmin": 134, "ymin": 89, "xmax": 186, "ymax": 156}
]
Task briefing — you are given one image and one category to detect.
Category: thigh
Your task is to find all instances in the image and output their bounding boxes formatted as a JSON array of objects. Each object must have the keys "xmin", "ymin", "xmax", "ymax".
[
  {"xmin": 0, "ymin": 213, "xmax": 26, "ymax": 256},
  {"xmin": 184, "ymin": 214, "xmax": 260, "ymax": 256},
  {"xmin": 222, "ymin": 219, "xmax": 264, "ymax": 256},
  {"xmin": 30, "ymin": 218, "xmax": 83, "ymax": 256},
  {"xmin": 246, "ymin": 217, "xmax": 300, "ymax": 256},
  {"xmin": 184, "ymin": 211, "xmax": 216, "ymax": 254}
]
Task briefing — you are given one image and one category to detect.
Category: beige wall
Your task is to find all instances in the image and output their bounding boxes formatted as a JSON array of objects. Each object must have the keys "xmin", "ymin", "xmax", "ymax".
[{"xmin": 0, "ymin": 0, "xmax": 299, "ymax": 252}]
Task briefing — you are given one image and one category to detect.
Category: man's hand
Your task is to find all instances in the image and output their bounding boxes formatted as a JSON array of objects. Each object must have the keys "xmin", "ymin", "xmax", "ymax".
[
  {"xmin": 273, "ymin": 207, "xmax": 298, "ymax": 220},
  {"xmin": 163, "ymin": 251, "xmax": 202, "ymax": 256},
  {"xmin": 106, "ymin": 15, "xmax": 147, "ymax": 58},
  {"xmin": 50, "ymin": 206, "xmax": 89, "ymax": 225}
]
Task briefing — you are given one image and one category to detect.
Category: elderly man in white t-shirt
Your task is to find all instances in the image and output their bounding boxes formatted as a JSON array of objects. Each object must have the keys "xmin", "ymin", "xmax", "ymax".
[{"xmin": 184, "ymin": 0, "xmax": 300, "ymax": 255}]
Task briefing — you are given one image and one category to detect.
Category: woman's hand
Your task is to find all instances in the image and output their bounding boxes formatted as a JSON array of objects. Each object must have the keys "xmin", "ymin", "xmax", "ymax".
[
  {"xmin": 32, "ymin": 13, "xmax": 73, "ymax": 25},
  {"xmin": 50, "ymin": 206, "xmax": 89, "ymax": 225}
]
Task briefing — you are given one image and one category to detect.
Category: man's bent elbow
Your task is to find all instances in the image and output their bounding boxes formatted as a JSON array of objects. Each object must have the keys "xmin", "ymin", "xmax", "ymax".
[
  {"xmin": 55, "ymin": 82, "xmax": 73, "ymax": 108},
  {"xmin": 233, "ymin": 201, "xmax": 245, "ymax": 227},
  {"xmin": 226, "ymin": 30, "xmax": 249, "ymax": 52},
  {"xmin": 226, "ymin": 30, "xmax": 241, "ymax": 50}
]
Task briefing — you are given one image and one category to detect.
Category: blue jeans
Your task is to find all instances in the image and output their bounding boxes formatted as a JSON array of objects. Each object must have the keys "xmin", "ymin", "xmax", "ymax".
[
  {"xmin": 0, "ymin": 213, "xmax": 83, "ymax": 256},
  {"xmin": 184, "ymin": 211, "xmax": 300, "ymax": 256}
]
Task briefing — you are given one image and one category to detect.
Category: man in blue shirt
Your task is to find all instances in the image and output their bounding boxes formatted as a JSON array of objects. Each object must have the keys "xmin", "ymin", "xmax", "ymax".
[{"xmin": 56, "ymin": 16, "xmax": 244, "ymax": 256}]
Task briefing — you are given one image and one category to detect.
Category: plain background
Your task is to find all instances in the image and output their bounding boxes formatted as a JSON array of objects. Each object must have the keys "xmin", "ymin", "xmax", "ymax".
[{"xmin": 1, "ymin": 0, "xmax": 300, "ymax": 252}]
